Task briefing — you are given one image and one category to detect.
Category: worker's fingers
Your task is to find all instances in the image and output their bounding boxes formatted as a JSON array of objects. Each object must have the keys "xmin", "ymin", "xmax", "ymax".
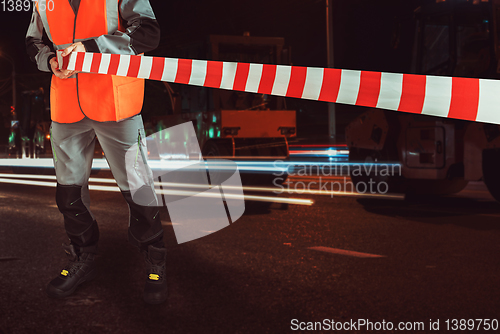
[
  {"xmin": 50, "ymin": 57, "xmax": 78, "ymax": 79},
  {"xmin": 52, "ymin": 70, "xmax": 65, "ymax": 79},
  {"xmin": 53, "ymin": 69, "xmax": 76, "ymax": 80},
  {"xmin": 62, "ymin": 44, "xmax": 77, "ymax": 57},
  {"xmin": 61, "ymin": 42, "xmax": 85, "ymax": 57},
  {"xmin": 61, "ymin": 70, "xmax": 76, "ymax": 79},
  {"xmin": 50, "ymin": 58, "xmax": 59, "ymax": 71}
]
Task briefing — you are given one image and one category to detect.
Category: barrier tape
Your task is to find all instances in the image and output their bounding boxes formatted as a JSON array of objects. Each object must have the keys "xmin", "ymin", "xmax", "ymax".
[{"xmin": 57, "ymin": 51, "xmax": 500, "ymax": 125}]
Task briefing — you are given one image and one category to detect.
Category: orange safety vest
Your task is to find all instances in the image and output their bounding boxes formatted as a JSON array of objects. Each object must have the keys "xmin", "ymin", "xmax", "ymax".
[{"xmin": 37, "ymin": 0, "xmax": 144, "ymax": 123}]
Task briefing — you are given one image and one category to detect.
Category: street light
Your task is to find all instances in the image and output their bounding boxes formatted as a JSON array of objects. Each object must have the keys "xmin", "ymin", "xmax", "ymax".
[{"xmin": 326, "ymin": 0, "xmax": 335, "ymax": 142}]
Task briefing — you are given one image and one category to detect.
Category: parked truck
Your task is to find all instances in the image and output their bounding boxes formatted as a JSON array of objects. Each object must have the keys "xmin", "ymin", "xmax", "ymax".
[
  {"xmin": 346, "ymin": 0, "xmax": 500, "ymax": 200},
  {"xmin": 143, "ymin": 34, "xmax": 297, "ymax": 184}
]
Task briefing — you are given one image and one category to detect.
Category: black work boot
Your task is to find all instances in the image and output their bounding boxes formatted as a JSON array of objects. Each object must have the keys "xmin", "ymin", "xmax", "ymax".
[
  {"xmin": 46, "ymin": 244, "xmax": 97, "ymax": 298},
  {"xmin": 143, "ymin": 245, "xmax": 168, "ymax": 304}
]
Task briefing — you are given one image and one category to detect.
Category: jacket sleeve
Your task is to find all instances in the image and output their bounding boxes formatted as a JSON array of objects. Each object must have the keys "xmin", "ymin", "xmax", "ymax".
[
  {"xmin": 25, "ymin": 6, "xmax": 55, "ymax": 73},
  {"xmin": 82, "ymin": 0, "xmax": 160, "ymax": 55}
]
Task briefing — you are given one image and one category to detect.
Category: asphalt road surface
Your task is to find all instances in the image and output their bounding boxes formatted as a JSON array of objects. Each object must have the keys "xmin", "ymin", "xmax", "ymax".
[{"xmin": 1, "ymin": 174, "xmax": 499, "ymax": 333}]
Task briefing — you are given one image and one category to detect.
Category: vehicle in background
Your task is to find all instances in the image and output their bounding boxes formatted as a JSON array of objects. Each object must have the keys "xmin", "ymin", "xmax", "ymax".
[
  {"xmin": 8, "ymin": 88, "xmax": 51, "ymax": 159},
  {"xmin": 143, "ymin": 34, "xmax": 297, "ymax": 185},
  {"xmin": 346, "ymin": 0, "xmax": 500, "ymax": 201}
]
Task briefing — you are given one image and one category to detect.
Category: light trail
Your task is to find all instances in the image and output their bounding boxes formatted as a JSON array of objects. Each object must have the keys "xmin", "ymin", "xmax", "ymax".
[
  {"xmin": 290, "ymin": 144, "xmax": 349, "ymax": 148},
  {"xmin": 289, "ymin": 145, "xmax": 349, "ymax": 159},
  {"xmin": 289, "ymin": 149, "xmax": 350, "ymax": 156},
  {"xmin": 0, "ymin": 158, "xmax": 401, "ymax": 173},
  {"xmin": 154, "ymin": 188, "xmax": 314, "ymax": 206},
  {"xmin": 0, "ymin": 177, "xmax": 121, "ymax": 192},
  {"xmin": 0, "ymin": 177, "xmax": 56, "ymax": 188},
  {"xmin": 0, "ymin": 174, "xmax": 314, "ymax": 206},
  {"xmin": 0, "ymin": 158, "xmax": 109, "ymax": 169},
  {"xmin": 0, "ymin": 173, "xmax": 403, "ymax": 200}
]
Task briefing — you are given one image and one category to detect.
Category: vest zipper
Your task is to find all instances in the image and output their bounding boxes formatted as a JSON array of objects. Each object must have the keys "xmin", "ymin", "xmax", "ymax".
[{"xmin": 72, "ymin": 1, "xmax": 88, "ymax": 120}]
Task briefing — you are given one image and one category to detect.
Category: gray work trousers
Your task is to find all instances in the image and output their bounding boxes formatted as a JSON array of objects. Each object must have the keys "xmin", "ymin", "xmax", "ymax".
[{"xmin": 50, "ymin": 115, "xmax": 163, "ymax": 250}]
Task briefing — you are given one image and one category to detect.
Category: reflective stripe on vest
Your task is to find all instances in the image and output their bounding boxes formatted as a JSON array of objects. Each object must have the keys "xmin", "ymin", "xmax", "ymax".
[{"xmin": 37, "ymin": 0, "xmax": 144, "ymax": 123}]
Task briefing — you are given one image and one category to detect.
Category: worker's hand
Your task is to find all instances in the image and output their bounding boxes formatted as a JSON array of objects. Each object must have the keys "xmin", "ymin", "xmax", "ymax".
[
  {"xmin": 61, "ymin": 42, "xmax": 86, "ymax": 57},
  {"xmin": 51, "ymin": 42, "xmax": 86, "ymax": 79},
  {"xmin": 50, "ymin": 57, "xmax": 76, "ymax": 79}
]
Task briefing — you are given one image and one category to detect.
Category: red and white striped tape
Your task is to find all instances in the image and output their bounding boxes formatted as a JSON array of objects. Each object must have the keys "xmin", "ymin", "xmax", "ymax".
[{"xmin": 57, "ymin": 51, "xmax": 500, "ymax": 125}]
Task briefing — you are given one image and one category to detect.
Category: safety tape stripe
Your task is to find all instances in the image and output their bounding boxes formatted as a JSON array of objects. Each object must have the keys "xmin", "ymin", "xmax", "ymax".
[
  {"xmin": 272, "ymin": 65, "xmax": 292, "ymax": 97},
  {"xmin": 61, "ymin": 53, "xmax": 70, "ymax": 70},
  {"xmin": 318, "ymin": 68, "xmax": 341, "ymax": 102},
  {"xmin": 149, "ymin": 56, "xmax": 165, "ymax": 81},
  {"xmin": 376, "ymin": 72, "xmax": 403, "ymax": 111},
  {"xmin": 74, "ymin": 52, "xmax": 84, "ymax": 71},
  {"xmin": 90, "ymin": 53, "xmax": 102, "ymax": 74},
  {"xmin": 286, "ymin": 66, "xmax": 307, "ymax": 98},
  {"xmin": 477, "ymin": 79, "xmax": 500, "ymax": 124},
  {"xmin": 220, "ymin": 62, "xmax": 237, "ymax": 90},
  {"xmin": 205, "ymin": 60, "xmax": 223, "ymax": 88},
  {"xmin": 398, "ymin": 74, "xmax": 426, "ymax": 114},
  {"xmin": 128, "ymin": 55, "xmax": 142, "ymax": 78},
  {"xmin": 59, "ymin": 51, "xmax": 500, "ymax": 125},
  {"xmin": 82, "ymin": 53, "xmax": 94, "ymax": 73},
  {"xmin": 449, "ymin": 77, "xmax": 479, "ymax": 122},
  {"xmin": 68, "ymin": 52, "xmax": 77, "ymax": 71},
  {"xmin": 258, "ymin": 64, "xmax": 277, "ymax": 94},
  {"xmin": 98, "ymin": 53, "xmax": 111, "ymax": 75},
  {"xmin": 356, "ymin": 71, "xmax": 382, "ymax": 108},
  {"xmin": 115, "ymin": 54, "xmax": 130, "ymax": 77},
  {"xmin": 302, "ymin": 67, "xmax": 324, "ymax": 100},
  {"xmin": 189, "ymin": 60, "xmax": 207, "ymax": 86},
  {"xmin": 337, "ymin": 69, "xmax": 361, "ymax": 105},
  {"xmin": 245, "ymin": 63, "xmax": 263, "ymax": 93},
  {"xmin": 162, "ymin": 58, "xmax": 178, "ymax": 82},
  {"xmin": 233, "ymin": 63, "xmax": 250, "ymax": 91},
  {"xmin": 175, "ymin": 59, "xmax": 192, "ymax": 84},
  {"xmin": 138, "ymin": 56, "xmax": 153, "ymax": 79},
  {"xmin": 108, "ymin": 53, "xmax": 120, "ymax": 75},
  {"xmin": 421, "ymin": 76, "xmax": 452, "ymax": 118}
]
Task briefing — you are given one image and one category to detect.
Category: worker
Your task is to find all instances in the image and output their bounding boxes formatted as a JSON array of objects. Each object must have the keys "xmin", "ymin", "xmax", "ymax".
[{"xmin": 25, "ymin": 0, "xmax": 168, "ymax": 304}]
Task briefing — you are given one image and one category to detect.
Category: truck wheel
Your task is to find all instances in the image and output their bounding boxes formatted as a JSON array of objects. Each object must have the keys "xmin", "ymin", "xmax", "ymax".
[{"xmin": 482, "ymin": 148, "xmax": 500, "ymax": 202}]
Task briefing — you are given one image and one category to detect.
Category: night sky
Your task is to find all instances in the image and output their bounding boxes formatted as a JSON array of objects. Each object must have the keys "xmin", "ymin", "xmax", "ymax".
[
  {"xmin": 0, "ymin": 0, "xmax": 426, "ymax": 71},
  {"xmin": 0, "ymin": 0, "xmax": 429, "ymax": 138}
]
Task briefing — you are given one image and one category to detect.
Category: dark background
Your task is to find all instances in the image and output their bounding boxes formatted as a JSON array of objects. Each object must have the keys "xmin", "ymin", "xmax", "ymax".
[{"xmin": 0, "ymin": 0, "xmax": 432, "ymax": 141}]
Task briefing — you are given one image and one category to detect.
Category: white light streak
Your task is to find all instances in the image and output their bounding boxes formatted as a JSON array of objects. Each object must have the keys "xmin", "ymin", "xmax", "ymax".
[{"xmin": 0, "ymin": 174, "xmax": 313, "ymax": 206}]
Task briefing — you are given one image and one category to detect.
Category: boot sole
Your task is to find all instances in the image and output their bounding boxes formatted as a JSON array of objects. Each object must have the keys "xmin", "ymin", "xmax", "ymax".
[{"xmin": 46, "ymin": 268, "xmax": 98, "ymax": 298}]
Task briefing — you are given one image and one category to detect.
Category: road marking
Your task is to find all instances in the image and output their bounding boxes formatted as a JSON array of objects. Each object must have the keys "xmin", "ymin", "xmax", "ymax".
[{"xmin": 307, "ymin": 246, "xmax": 386, "ymax": 258}]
